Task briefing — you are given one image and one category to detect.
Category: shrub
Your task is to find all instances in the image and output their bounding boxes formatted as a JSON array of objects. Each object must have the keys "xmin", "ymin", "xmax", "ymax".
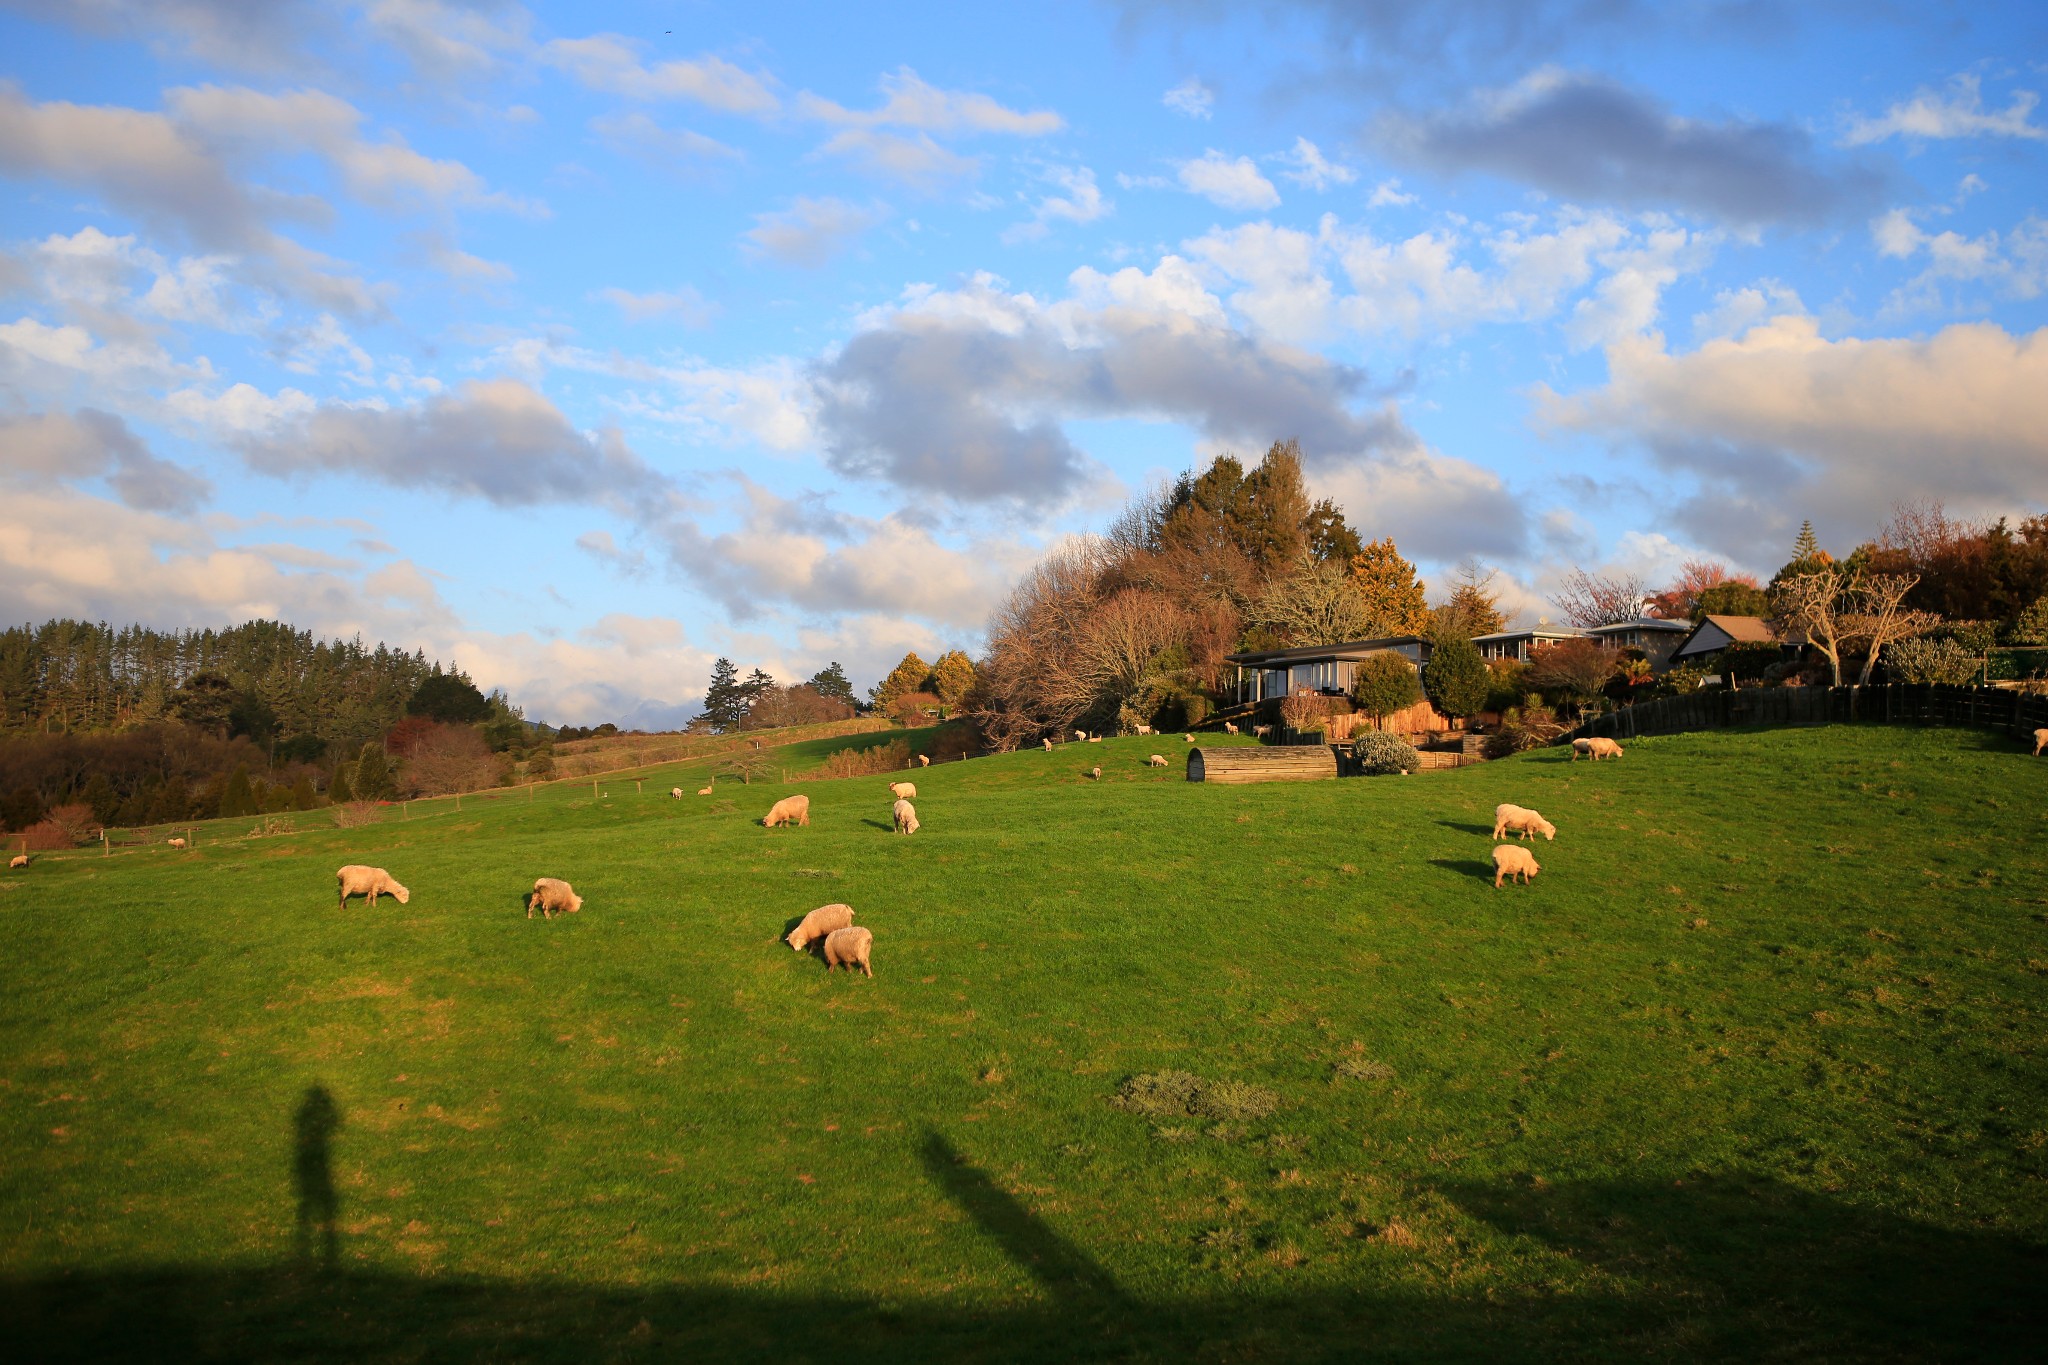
[
  {"xmin": 1422, "ymin": 633, "xmax": 1489, "ymax": 719},
  {"xmin": 1351, "ymin": 652, "xmax": 1421, "ymax": 722},
  {"xmin": 47, "ymin": 802, "xmax": 102, "ymax": 845},
  {"xmin": 1279, "ymin": 691, "xmax": 1331, "ymax": 737},
  {"xmin": 1660, "ymin": 665, "xmax": 1711, "ymax": 696},
  {"xmin": 1885, "ymin": 636, "xmax": 1979, "ymax": 685},
  {"xmin": 1485, "ymin": 702, "xmax": 1564, "ymax": 759},
  {"xmin": 19, "ymin": 820, "xmax": 76, "ymax": 851},
  {"xmin": 2008, "ymin": 596, "xmax": 2048, "ymax": 646},
  {"xmin": 524, "ymin": 751, "xmax": 554, "ymax": 780},
  {"xmin": 807, "ymin": 739, "xmax": 910, "ymax": 779},
  {"xmin": 1351, "ymin": 730, "xmax": 1421, "ymax": 776},
  {"xmin": 1482, "ymin": 659, "xmax": 1529, "ymax": 714},
  {"xmin": 1527, "ymin": 637, "xmax": 1615, "ymax": 709},
  {"xmin": 890, "ymin": 691, "xmax": 942, "ymax": 727},
  {"xmin": 1720, "ymin": 641, "xmax": 1783, "ymax": 681},
  {"xmin": 331, "ymin": 801, "xmax": 381, "ymax": 829}
]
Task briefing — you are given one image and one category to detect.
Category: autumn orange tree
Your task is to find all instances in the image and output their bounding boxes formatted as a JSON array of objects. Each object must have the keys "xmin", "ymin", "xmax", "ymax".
[{"xmin": 1349, "ymin": 538, "xmax": 1430, "ymax": 635}]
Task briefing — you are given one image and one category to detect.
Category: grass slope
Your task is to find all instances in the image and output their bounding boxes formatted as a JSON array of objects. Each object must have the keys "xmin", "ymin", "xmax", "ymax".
[{"xmin": 3, "ymin": 726, "xmax": 2045, "ymax": 1362}]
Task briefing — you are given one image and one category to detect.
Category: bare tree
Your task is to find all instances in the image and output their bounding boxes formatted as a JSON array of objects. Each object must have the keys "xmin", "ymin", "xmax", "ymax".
[
  {"xmin": 1255, "ymin": 554, "xmax": 1377, "ymax": 645},
  {"xmin": 1849, "ymin": 573, "xmax": 1939, "ymax": 684},
  {"xmin": 1551, "ymin": 568, "xmax": 1650, "ymax": 628},
  {"xmin": 1773, "ymin": 567, "xmax": 1850, "ymax": 685}
]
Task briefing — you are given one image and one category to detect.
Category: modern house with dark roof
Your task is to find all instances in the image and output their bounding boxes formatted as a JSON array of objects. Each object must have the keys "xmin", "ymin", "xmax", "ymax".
[
  {"xmin": 1582, "ymin": 617, "xmax": 1694, "ymax": 670},
  {"xmin": 1470, "ymin": 626, "xmax": 1585, "ymax": 663},
  {"xmin": 1671, "ymin": 614, "xmax": 1791, "ymax": 666},
  {"xmin": 1224, "ymin": 635, "xmax": 1432, "ymax": 706}
]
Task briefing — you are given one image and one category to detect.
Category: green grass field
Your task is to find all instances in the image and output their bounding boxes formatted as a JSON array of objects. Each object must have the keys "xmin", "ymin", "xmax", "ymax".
[{"xmin": 4, "ymin": 725, "xmax": 2046, "ymax": 1362}]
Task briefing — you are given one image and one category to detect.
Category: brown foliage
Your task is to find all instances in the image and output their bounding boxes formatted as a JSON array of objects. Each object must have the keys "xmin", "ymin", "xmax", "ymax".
[
  {"xmin": 1278, "ymin": 692, "xmax": 1331, "ymax": 734},
  {"xmin": 749, "ymin": 684, "xmax": 855, "ymax": 730},
  {"xmin": 1526, "ymin": 637, "xmax": 1617, "ymax": 702},
  {"xmin": 1646, "ymin": 559, "xmax": 1759, "ymax": 621},
  {"xmin": 398, "ymin": 722, "xmax": 498, "ymax": 797},
  {"xmin": 806, "ymin": 739, "xmax": 911, "ymax": 779},
  {"xmin": 1552, "ymin": 568, "xmax": 1650, "ymax": 628}
]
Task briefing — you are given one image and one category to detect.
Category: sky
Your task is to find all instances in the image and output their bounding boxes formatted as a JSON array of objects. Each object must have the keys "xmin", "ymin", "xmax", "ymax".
[{"xmin": 2, "ymin": 0, "xmax": 2045, "ymax": 726}]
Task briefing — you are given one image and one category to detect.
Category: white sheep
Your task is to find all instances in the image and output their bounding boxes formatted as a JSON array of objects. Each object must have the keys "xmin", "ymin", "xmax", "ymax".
[
  {"xmin": 1074, "ymin": 729, "xmax": 1088, "ymax": 742},
  {"xmin": 1043, "ymin": 738, "xmax": 1054, "ymax": 752},
  {"xmin": 336, "ymin": 864, "xmax": 410, "ymax": 909},
  {"xmin": 889, "ymin": 781, "xmax": 918, "ymax": 801},
  {"xmin": 763, "ymin": 794, "xmax": 811, "ymax": 828},
  {"xmin": 2034, "ymin": 727, "xmax": 2048, "ymax": 756},
  {"xmin": 1253, "ymin": 724, "xmax": 1271, "ymax": 738},
  {"xmin": 1492, "ymin": 803, "xmax": 1557, "ymax": 842},
  {"xmin": 8, "ymin": 854, "xmax": 26, "ymax": 869},
  {"xmin": 168, "ymin": 837, "xmax": 187, "ymax": 849},
  {"xmin": 527, "ymin": 877, "xmax": 583, "ymax": 919},
  {"xmin": 823, "ymin": 925, "xmax": 873, "ymax": 977},
  {"xmin": 1091, "ymin": 766, "xmax": 1102, "ymax": 781},
  {"xmin": 1135, "ymin": 724, "xmax": 1153, "ymax": 736},
  {"xmin": 1492, "ymin": 844, "xmax": 1541, "ymax": 888},
  {"xmin": 697, "ymin": 784, "xmax": 713, "ymax": 795},
  {"xmin": 1088, "ymin": 736, "xmax": 1102, "ymax": 744},
  {"xmin": 1184, "ymin": 734, "xmax": 1195, "ymax": 743},
  {"xmin": 787, "ymin": 903, "xmax": 854, "ymax": 952},
  {"xmin": 1147, "ymin": 754, "xmax": 1168, "ymax": 768},
  {"xmin": 892, "ymin": 798, "xmax": 920, "ymax": 834},
  {"xmin": 669, "ymin": 787, "xmax": 684, "ymax": 799},
  {"xmin": 1570, "ymin": 737, "xmax": 1624, "ymax": 761},
  {"xmin": 1224, "ymin": 722, "xmax": 1239, "ymax": 735},
  {"xmin": 918, "ymin": 754, "xmax": 930, "ymax": 768}
]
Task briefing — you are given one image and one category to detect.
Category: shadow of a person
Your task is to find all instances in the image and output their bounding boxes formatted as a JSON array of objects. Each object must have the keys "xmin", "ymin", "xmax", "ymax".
[{"xmin": 294, "ymin": 1086, "xmax": 341, "ymax": 1273}]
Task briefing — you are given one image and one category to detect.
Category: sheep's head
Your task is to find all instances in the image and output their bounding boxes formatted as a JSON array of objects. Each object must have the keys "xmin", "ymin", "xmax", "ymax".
[
  {"xmin": 566, "ymin": 896, "xmax": 582, "ymax": 913},
  {"xmin": 393, "ymin": 885, "xmax": 411, "ymax": 904},
  {"xmin": 1537, "ymin": 820, "xmax": 1556, "ymax": 841}
]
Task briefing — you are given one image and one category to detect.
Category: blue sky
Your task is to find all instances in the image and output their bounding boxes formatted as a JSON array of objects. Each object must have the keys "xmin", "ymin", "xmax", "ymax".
[{"xmin": 2, "ymin": 0, "xmax": 2045, "ymax": 724}]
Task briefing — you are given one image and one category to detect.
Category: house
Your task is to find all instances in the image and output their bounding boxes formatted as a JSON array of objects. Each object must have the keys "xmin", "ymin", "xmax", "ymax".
[
  {"xmin": 1671, "ymin": 614, "xmax": 1789, "ymax": 667},
  {"xmin": 1470, "ymin": 626, "xmax": 1585, "ymax": 663},
  {"xmin": 1582, "ymin": 617, "xmax": 1694, "ymax": 671},
  {"xmin": 1225, "ymin": 635, "xmax": 1432, "ymax": 707}
]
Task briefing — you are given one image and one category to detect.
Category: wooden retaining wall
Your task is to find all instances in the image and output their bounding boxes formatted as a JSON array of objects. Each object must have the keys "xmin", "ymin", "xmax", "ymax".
[
  {"xmin": 1188, "ymin": 745, "xmax": 1339, "ymax": 783},
  {"xmin": 1564, "ymin": 683, "xmax": 2048, "ymax": 745}
]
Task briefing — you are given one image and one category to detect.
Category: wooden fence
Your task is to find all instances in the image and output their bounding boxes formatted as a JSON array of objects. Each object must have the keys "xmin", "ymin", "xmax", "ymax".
[{"xmin": 1564, "ymin": 683, "xmax": 2048, "ymax": 745}]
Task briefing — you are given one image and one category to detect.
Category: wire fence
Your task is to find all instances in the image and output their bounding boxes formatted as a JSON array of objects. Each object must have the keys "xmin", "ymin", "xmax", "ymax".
[{"xmin": 1562, "ymin": 683, "xmax": 2048, "ymax": 746}]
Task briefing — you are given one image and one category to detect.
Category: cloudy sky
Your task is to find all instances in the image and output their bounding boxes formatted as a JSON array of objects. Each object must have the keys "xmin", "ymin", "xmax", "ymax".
[{"xmin": 3, "ymin": 1, "xmax": 2045, "ymax": 725}]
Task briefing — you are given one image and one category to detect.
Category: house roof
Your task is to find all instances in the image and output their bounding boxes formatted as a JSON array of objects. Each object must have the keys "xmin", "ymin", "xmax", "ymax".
[
  {"xmin": 1226, "ymin": 635, "xmax": 1430, "ymax": 667},
  {"xmin": 1584, "ymin": 616, "xmax": 1692, "ymax": 635},
  {"xmin": 1673, "ymin": 614, "xmax": 1788, "ymax": 660},
  {"xmin": 1470, "ymin": 627, "xmax": 1584, "ymax": 644}
]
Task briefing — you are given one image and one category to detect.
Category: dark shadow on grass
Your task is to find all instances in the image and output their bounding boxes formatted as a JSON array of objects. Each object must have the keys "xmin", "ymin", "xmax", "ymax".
[
  {"xmin": 292, "ymin": 1086, "xmax": 340, "ymax": 1274},
  {"xmin": 1428, "ymin": 858, "xmax": 1495, "ymax": 883},
  {"xmin": 1437, "ymin": 820, "xmax": 1495, "ymax": 837},
  {"xmin": 5, "ymin": 1175, "xmax": 2042, "ymax": 1362},
  {"xmin": 859, "ymin": 819, "xmax": 893, "ymax": 832}
]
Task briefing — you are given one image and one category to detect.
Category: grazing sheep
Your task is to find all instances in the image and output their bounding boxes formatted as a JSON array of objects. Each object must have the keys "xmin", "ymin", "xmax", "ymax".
[
  {"xmin": 892, "ymin": 798, "xmax": 920, "ymax": 834},
  {"xmin": 336, "ymin": 864, "xmax": 410, "ymax": 909},
  {"xmin": 823, "ymin": 925, "xmax": 874, "ymax": 977},
  {"xmin": 1147, "ymin": 754, "xmax": 1168, "ymax": 768},
  {"xmin": 889, "ymin": 781, "xmax": 918, "ymax": 801},
  {"xmin": 1043, "ymin": 738, "xmax": 1054, "ymax": 752},
  {"xmin": 669, "ymin": 787, "xmax": 684, "ymax": 799},
  {"xmin": 168, "ymin": 837, "xmax": 187, "ymax": 849},
  {"xmin": 1091, "ymin": 766, "xmax": 1102, "ymax": 781},
  {"xmin": 787, "ymin": 903, "xmax": 854, "ymax": 952},
  {"xmin": 2034, "ymin": 728, "xmax": 2048, "ymax": 756},
  {"xmin": 1253, "ymin": 724, "xmax": 1271, "ymax": 738},
  {"xmin": 697, "ymin": 784, "xmax": 713, "ymax": 795},
  {"xmin": 918, "ymin": 754, "xmax": 930, "ymax": 768},
  {"xmin": 1492, "ymin": 803, "xmax": 1557, "ymax": 842},
  {"xmin": 1492, "ymin": 844, "xmax": 1541, "ymax": 888},
  {"xmin": 8, "ymin": 854, "xmax": 26, "ymax": 869},
  {"xmin": 763, "ymin": 794, "xmax": 811, "ymax": 828},
  {"xmin": 1224, "ymin": 721, "xmax": 1239, "ymax": 735},
  {"xmin": 1571, "ymin": 737, "xmax": 1624, "ymax": 761},
  {"xmin": 527, "ymin": 877, "xmax": 583, "ymax": 919},
  {"xmin": 1135, "ymin": 724, "xmax": 1153, "ymax": 736}
]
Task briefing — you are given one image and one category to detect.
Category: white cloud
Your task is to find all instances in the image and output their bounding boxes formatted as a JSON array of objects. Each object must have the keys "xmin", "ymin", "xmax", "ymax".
[
  {"xmin": 1163, "ymin": 79, "xmax": 1214, "ymax": 120},
  {"xmin": 367, "ymin": 0, "xmax": 531, "ymax": 77},
  {"xmin": 1869, "ymin": 209, "xmax": 2048, "ymax": 315},
  {"xmin": 1003, "ymin": 164, "xmax": 1111, "ymax": 242},
  {"xmin": 594, "ymin": 285, "xmax": 718, "ymax": 326},
  {"xmin": 743, "ymin": 197, "xmax": 885, "ymax": 267},
  {"xmin": 1562, "ymin": 223, "xmax": 1717, "ymax": 351},
  {"xmin": 1367, "ymin": 178, "xmax": 1417, "ymax": 208},
  {"xmin": 1176, "ymin": 150, "xmax": 1281, "ymax": 211},
  {"xmin": 589, "ymin": 112, "xmax": 743, "ymax": 168},
  {"xmin": 797, "ymin": 68, "xmax": 1061, "ymax": 136},
  {"xmin": 542, "ymin": 36, "xmax": 780, "ymax": 114},
  {"xmin": 811, "ymin": 128, "xmax": 981, "ymax": 188},
  {"xmin": 1691, "ymin": 280, "xmax": 1805, "ymax": 341},
  {"xmin": 1843, "ymin": 74, "xmax": 2045, "ymax": 145},
  {"xmin": 1275, "ymin": 137, "xmax": 1355, "ymax": 191}
]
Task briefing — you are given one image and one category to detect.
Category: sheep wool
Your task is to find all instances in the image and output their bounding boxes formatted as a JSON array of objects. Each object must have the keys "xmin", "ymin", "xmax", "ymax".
[
  {"xmin": 669, "ymin": 787, "xmax": 684, "ymax": 799},
  {"xmin": 823, "ymin": 925, "xmax": 874, "ymax": 977},
  {"xmin": 763, "ymin": 794, "xmax": 811, "ymax": 828},
  {"xmin": 8, "ymin": 854, "xmax": 27, "ymax": 869},
  {"xmin": 1147, "ymin": 754, "xmax": 1168, "ymax": 768},
  {"xmin": 1492, "ymin": 803, "xmax": 1557, "ymax": 842},
  {"xmin": 1492, "ymin": 845, "xmax": 1541, "ymax": 888},
  {"xmin": 697, "ymin": 785, "xmax": 713, "ymax": 795},
  {"xmin": 2035, "ymin": 728, "xmax": 2048, "ymax": 756},
  {"xmin": 527, "ymin": 877, "xmax": 583, "ymax": 919},
  {"xmin": 337, "ymin": 864, "xmax": 410, "ymax": 909},
  {"xmin": 888, "ymin": 781, "xmax": 917, "ymax": 801},
  {"xmin": 892, "ymin": 798, "xmax": 920, "ymax": 835},
  {"xmin": 168, "ymin": 837, "xmax": 187, "ymax": 849},
  {"xmin": 1571, "ymin": 737, "xmax": 1624, "ymax": 761},
  {"xmin": 918, "ymin": 754, "xmax": 930, "ymax": 768},
  {"xmin": 787, "ymin": 903, "xmax": 855, "ymax": 951}
]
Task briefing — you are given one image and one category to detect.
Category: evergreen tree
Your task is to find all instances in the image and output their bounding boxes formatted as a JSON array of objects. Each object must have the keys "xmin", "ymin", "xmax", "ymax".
[
  {"xmin": 291, "ymin": 773, "xmax": 319, "ymax": 810},
  {"xmin": 701, "ymin": 658, "xmax": 746, "ymax": 732},
  {"xmin": 1349, "ymin": 539, "xmax": 1432, "ymax": 636},
  {"xmin": 807, "ymin": 662, "xmax": 858, "ymax": 708},
  {"xmin": 871, "ymin": 653, "xmax": 932, "ymax": 711},
  {"xmin": 1435, "ymin": 559, "xmax": 1507, "ymax": 637},
  {"xmin": 740, "ymin": 669, "xmax": 776, "ymax": 724},
  {"xmin": 220, "ymin": 763, "xmax": 257, "ymax": 818},
  {"xmin": 928, "ymin": 651, "xmax": 979, "ymax": 708},
  {"xmin": 408, "ymin": 668, "xmax": 491, "ymax": 724},
  {"xmin": 1240, "ymin": 439, "xmax": 1311, "ymax": 571},
  {"xmin": 82, "ymin": 773, "xmax": 119, "ymax": 824},
  {"xmin": 1351, "ymin": 652, "xmax": 1422, "ymax": 723},
  {"xmin": 328, "ymin": 763, "xmax": 355, "ymax": 804},
  {"xmin": 352, "ymin": 744, "xmax": 395, "ymax": 802},
  {"xmin": 1304, "ymin": 497, "xmax": 1362, "ymax": 564},
  {"xmin": 1422, "ymin": 633, "xmax": 1489, "ymax": 720},
  {"xmin": 1793, "ymin": 520, "xmax": 1820, "ymax": 561}
]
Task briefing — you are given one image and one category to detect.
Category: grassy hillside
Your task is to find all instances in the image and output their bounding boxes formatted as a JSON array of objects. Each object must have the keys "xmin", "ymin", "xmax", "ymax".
[{"xmin": 3, "ymin": 725, "xmax": 2045, "ymax": 1362}]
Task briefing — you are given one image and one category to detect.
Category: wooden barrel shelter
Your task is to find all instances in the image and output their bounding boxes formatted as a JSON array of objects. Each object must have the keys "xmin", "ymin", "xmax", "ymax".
[{"xmin": 1187, "ymin": 745, "xmax": 1338, "ymax": 783}]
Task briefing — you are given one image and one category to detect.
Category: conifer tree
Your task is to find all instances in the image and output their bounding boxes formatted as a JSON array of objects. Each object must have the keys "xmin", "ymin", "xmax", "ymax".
[
  {"xmin": 352, "ymin": 744, "xmax": 395, "ymax": 802},
  {"xmin": 328, "ymin": 763, "xmax": 354, "ymax": 804},
  {"xmin": 701, "ymin": 658, "xmax": 746, "ymax": 732},
  {"xmin": 220, "ymin": 763, "xmax": 256, "ymax": 818}
]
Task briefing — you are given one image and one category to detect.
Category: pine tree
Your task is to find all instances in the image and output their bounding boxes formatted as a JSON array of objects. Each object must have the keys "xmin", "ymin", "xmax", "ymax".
[
  {"xmin": 1349, "ymin": 539, "xmax": 1432, "ymax": 636},
  {"xmin": 291, "ymin": 773, "xmax": 319, "ymax": 810},
  {"xmin": 220, "ymin": 763, "xmax": 256, "ymax": 818},
  {"xmin": 1793, "ymin": 520, "xmax": 1820, "ymax": 561},
  {"xmin": 701, "ymin": 658, "xmax": 746, "ymax": 732},
  {"xmin": 808, "ymin": 662, "xmax": 858, "ymax": 708},
  {"xmin": 328, "ymin": 763, "xmax": 354, "ymax": 804},
  {"xmin": 928, "ymin": 651, "xmax": 978, "ymax": 708},
  {"xmin": 352, "ymin": 744, "xmax": 395, "ymax": 802},
  {"xmin": 1422, "ymin": 633, "xmax": 1489, "ymax": 720},
  {"xmin": 871, "ymin": 653, "xmax": 932, "ymax": 711}
]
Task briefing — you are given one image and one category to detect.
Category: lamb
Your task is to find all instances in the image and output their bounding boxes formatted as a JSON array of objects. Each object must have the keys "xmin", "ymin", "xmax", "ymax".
[
  {"xmin": 669, "ymin": 787, "xmax": 684, "ymax": 799},
  {"xmin": 1184, "ymin": 733, "xmax": 1195, "ymax": 742},
  {"xmin": 918, "ymin": 754, "xmax": 930, "ymax": 768},
  {"xmin": 168, "ymin": 837, "xmax": 187, "ymax": 849},
  {"xmin": 2034, "ymin": 728, "xmax": 2048, "ymax": 756},
  {"xmin": 527, "ymin": 877, "xmax": 583, "ymax": 919},
  {"xmin": 1088, "ymin": 736, "xmax": 1102, "ymax": 744},
  {"xmin": 1147, "ymin": 754, "xmax": 1168, "ymax": 768},
  {"xmin": 1074, "ymin": 729, "xmax": 1088, "ymax": 742},
  {"xmin": 892, "ymin": 798, "xmax": 920, "ymax": 834},
  {"xmin": 823, "ymin": 925, "xmax": 874, "ymax": 977},
  {"xmin": 1492, "ymin": 803, "xmax": 1557, "ymax": 842},
  {"xmin": 336, "ymin": 864, "xmax": 410, "ymax": 909},
  {"xmin": 1043, "ymin": 738, "xmax": 1054, "ymax": 752},
  {"xmin": 763, "ymin": 794, "xmax": 811, "ymax": 828},
  {"xmin": 697, "ymin": 784, "xmax": 713, "ymax": 795},
  {"xmin": 786, "ymin": 903, "xmax": 854, "ymax": 952},
  {"xmin": 889, "ymin": 781, "xmax": 918, "ymax": 801},
  {"xmin": 1224, "ymin": 722, "xmax": 1239, "ymax": 735},
  {"xmin": 1135, "ymin": 724, "xmax": 1153, "ymax": 736},
  {"xmin": 1253, "ymin": 724, "xmax": 1271, "ymax": 738},
  {"xmin": 1570, "ymin": 737, "xmax": 1624, "ymax": 761},
  {"xmin": 1492, "ymin": 844, "xmax": 1541, "ymax": 888},
  {"xmin": 8, "ymin": 854, "xmax": 26, "ymax": 869},
  {"xmin": 1091, "ymin": 766, "xmax": 1102, "ymax": 781}
]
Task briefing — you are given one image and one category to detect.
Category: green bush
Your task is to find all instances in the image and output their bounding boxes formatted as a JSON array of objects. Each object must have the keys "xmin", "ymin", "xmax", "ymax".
[
  {"xmin": 1350, "ymin": 730, "xmax": 1421, "ymax": 775},
  {"xmin": 1720, "ymin": 641, "xmax": 1783, "ymax": 681},
  {"xmin": 1351, "ymin": 652, "xmax": 1421, "ymax": 722},
  {"xmin": 1422, "ymin": 633, "xmax": 1489, "ymax": 719},
  {"xmin": 1885, "ymin": 637, "xmax": 1978, "ymax": 685},
  {"xmin": 1482, "ymin": 659, "xmax": 1529, "ymax": 714},
  {"xmin": 1484, "ymin": 702, "xmax": 1563, "ymax": 759},
  {"xmin": 2006, "ymin": 596, "xmax": 2048, "ymax": 646}
]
